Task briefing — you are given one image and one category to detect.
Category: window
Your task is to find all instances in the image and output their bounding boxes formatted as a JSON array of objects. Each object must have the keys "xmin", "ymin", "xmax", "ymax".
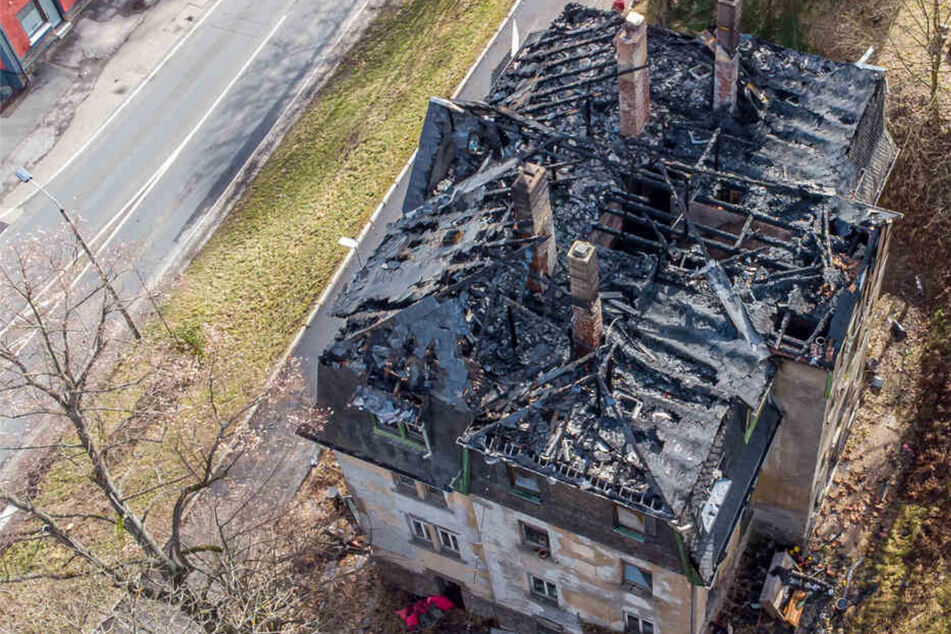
[
  {"xmin": 407, "ymin": 515, "xmax": 461, "ymax": 557},
  {"xmin": 394, "ymin": 472, "xmax": 418, "ymax": 493},
  {"xmin": 509, "ymin": 467, "xmax": 542, "ymax": 502},
  {"xmin": 17, "ymin": 2, "xmax": 47, "ymax": 42},
  {"xmin": 622, "ymin": 562, "xmax": 653, "ymax": 595},
  {"xmin": 617, "ymin": 506, "xmax": 646, "ymax": 532},
  {"xmin": 520, "ymin": 521, "xmax": 550, "ymax": 550},
  {"xmin": 614, "ymin": 504, "xmax": 654, "ymax": 540},
  {"xmin": 404, "ymin": 417, "xmax": 427, "ymax": 443},
  {"xmin": 528, "ymin": 574, "xmax": 558, "ymax": 604},
  {"xmin": 410, "ymin": 516, "xmax": 430, "ymax": 541},
  {"xmin": 625, "ymin": 613, "xmax": 655, "ymax": 634},
  {"xmin": 391, "ymin": 472, "xmax": 446, "ymax": 507},
  {"xmin": 437, "ymin": 527, "xmax": 460, "ymax": 554},
  {"xmin": 370, "ymin": 412, "xmax": 429, "ymax": 451}
]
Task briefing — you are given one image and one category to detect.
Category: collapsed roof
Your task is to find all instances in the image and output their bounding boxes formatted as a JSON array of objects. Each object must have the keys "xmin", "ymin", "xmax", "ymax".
[{"xmin": 319, "ymin": 4, "xmax": 898, "ymax": 583}]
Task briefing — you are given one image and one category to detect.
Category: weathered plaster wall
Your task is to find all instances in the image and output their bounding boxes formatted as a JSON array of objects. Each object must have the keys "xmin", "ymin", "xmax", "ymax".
[
  {"xmin": 334, "ymin": 451, "xmax": 495, "ymax": 602},
  {"xmin": 473, "ymin": 496, "xmax": 702, "ymax": 634},
  {"xmin": 333, "ymin": 450, "xmax": 704, "ymax": 633},
  {"xmin": 752, "ymin": 226, "xmax": 891, "ymax": 544},
  {"xmin": 469, "ymin": 453, "xmax": 684, "ymax": 573},
  {"xmin": 750, "ymin": 360, "xmax": 827, "ymax": 542},
  {"xmin": 801, "ymin": 226, "xmax": 891, "ymax": 533}
]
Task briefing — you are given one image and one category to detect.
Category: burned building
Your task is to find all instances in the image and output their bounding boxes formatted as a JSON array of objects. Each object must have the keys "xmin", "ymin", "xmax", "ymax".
[{"xmin": 299, "ymin": 4, "xmax": 898, "ymax": 633}]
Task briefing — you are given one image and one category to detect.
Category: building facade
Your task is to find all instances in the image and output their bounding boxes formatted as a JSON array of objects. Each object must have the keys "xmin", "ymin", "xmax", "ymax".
[
  {"xmin": 299, "ymin": 4, "xmax": 898, "ymax": 633},
  {"xmin": 1, "ymin": 0, "xmax": 81, "ymax": 101}
]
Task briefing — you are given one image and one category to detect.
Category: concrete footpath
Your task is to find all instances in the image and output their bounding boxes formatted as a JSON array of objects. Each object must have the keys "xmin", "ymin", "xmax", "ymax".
[{"xmin": 0, "ymin": 0, "xmax": 221, "ymax": 208}]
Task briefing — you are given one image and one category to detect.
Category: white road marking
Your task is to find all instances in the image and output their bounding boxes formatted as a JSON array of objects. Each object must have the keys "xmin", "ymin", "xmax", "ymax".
[
  {"xmin": 161, "ymin": 0, "xmax": 374, "ymax": 287},
  {"xmin": 0, "ymin": 13, "xmax": 288, "ymax": 342},
  {"xmin": 0, "ymin": 12, "xmax": 290, "ymax": 528},
  {"xmin": 0, "ymin": 0, "xmax": 230, "ymax": 218}
]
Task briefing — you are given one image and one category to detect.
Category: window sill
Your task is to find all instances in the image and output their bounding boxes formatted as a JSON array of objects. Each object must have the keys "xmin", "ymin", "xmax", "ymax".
[
  {"xmin": 528, "ymin": 593, "xmax": 560, "ymax": 608},
  {"xmin": 374, "ymin": 427, "xmax": 427, "ymax": 451},
  {"xmin": 27, "ymin": 23, "xmax": 52, "ymax": 46},
  {"xmin": 518, "ymin": 542, "xmax": 554, "ymax": 561},
  {"xmin": 613, "ymin": 526, "xmax": 648, "ymax": 542},
  {"xmin": 509, "ymin": 487, "xmax": 542, "ymax": 504},
  {"xmin": 621, "ymin": 583, "xmax": 653, "ymax": 599},
  {"xmin": 410, "ymin": 537, "xmax": 463, "ymax": 562}
]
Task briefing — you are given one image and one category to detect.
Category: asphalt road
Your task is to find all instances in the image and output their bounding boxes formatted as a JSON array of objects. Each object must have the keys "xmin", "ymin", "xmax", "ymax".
[{"xmin": 0, "ymin": 0, "xmax": 370, "ymax": 476}]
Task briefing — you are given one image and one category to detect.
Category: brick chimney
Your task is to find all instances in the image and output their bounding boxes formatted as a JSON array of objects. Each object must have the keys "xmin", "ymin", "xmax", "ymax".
[
  {"xmin": 568, "ymin": 240, "xmax": 603, "ymax": 356},
  {"xmin": 513, "ymin": 163, "xmax": 556, "ymax": 293},
  {"xmin": 616, "ymin": 12, "xmax": 649, "ymax": 137},
  {"xmin": 713, "ymin": 0, "xmax": 742, "ymax": 113}
]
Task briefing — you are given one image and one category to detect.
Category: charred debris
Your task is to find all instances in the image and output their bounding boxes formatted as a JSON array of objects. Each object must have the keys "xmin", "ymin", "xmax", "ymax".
[{"xmin": 317, "ymin": 4, "xmax": 899, "ymax": 583}]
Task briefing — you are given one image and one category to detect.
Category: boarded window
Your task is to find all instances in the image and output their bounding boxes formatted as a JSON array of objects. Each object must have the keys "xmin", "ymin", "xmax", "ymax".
[
  {"xmin": 511, "ymin": 467, "xmax": 541, "ymax": 493},
  {"xmin": 615, "ymin": 505, "xmax": 655, "ymax": 536}
]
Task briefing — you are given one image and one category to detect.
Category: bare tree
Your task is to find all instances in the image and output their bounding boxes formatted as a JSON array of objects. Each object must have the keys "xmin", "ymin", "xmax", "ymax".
[
  {"xmin": 0, "ymin": 238, "xmax": 343, "ymax": 633},
  {"xmin": 887, "ymin": 0, "xmax": 950, "ymax": 116}
]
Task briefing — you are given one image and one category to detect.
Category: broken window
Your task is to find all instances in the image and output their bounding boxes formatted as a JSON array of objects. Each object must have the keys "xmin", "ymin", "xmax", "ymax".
[
  {"xmin": 520, "ymin": 521, "xmax": 551, "ymax": 550},
  {"xmin": 509, "ymin": 466, "xmax": 542, "ymax": 502},
  {"xmin": 625, "ymin": 613, "xmax": 655, "ymax": 634},
  {"xmin": 614, "ymin": 504, "xmax": 655, "ymax": 539},
  {"xmin": 394, "ymin": 472, "xmax": 418, "ymax": 495},
  {"xmin": 370, "ymin": 412, "xmax": 430, "ymax": 452},
  {"xmin": 622, "ymin": 562, "xmax": 653, "ymax": 595},
  {"xmin": 528, "ymin": 574, "xmax": 558, "ymax": 604},
  {"xmin": 404, "ymin": 418, "xmax": 427, "ymax": 443},
  {"xmin": 437, "ymin": 527, "xmax": 460, "ymax": 554}
]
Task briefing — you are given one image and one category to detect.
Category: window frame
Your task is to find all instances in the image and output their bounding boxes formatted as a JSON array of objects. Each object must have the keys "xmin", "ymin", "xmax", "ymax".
[
  {"xmin": 624, "ymin": 612, "xmax": 656, "ymax": 634},
  {"xmin": 519, "ymin": 521, "xmax": 550, "ymax": 550},
  {"xmin": 437, "ymin": 527, "xmax": 460, "ymax": 554},
  {"xmin": 509, "ymin": 466, "xmax": 542, "ymax": 503},
  {"xmin": 17, "ymin": 1, "xmax": 48, "ymax": 42},
  {"xmin": 391, "ymin": 472, "xmax": 447, "ymax": 507},
  {"xmin": 407, "ymin": 515, "xmax": 461, "ymax": 558},
  {"xmin": 528, "ymin": 573, "xmax": 558, "ymax": 604},
  {"xmin": 613, "ymin": 504, "xmax": 655, "ymax": 540},
  {"xmin": 370, "ymin": 412, "xmax": 429, "ymax": 451},
  {"xmin": 394, "ymin": 472, "xmax": 418, "ymax": 493},
  {"xmin": 621, "ymin": 561, "xmax": 653, "ymax": 595},
  {"xmin": 409, "ymin": 516, "xmax": 431, "ymax": 543}
]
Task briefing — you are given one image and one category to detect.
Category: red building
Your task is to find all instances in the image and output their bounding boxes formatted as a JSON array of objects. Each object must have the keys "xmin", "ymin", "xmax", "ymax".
[{"xmin": 1, "ymin": 0, "xmax": 82, "ymax": 101}]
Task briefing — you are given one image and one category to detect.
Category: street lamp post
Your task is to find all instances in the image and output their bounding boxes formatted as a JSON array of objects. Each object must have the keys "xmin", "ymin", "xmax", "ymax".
[
  {"xmin": 15, "ymin": 168, "xmax": 142, "ymax": 341},
  {"xmin": 337, "ymin": 236, "xmax": 364, "ymax": 268}
]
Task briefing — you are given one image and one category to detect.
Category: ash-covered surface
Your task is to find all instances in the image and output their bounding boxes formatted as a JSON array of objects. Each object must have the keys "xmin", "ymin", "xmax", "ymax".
[{"xmin": 317, "ymin": 4, "xmax": 899, "ymax": 585}]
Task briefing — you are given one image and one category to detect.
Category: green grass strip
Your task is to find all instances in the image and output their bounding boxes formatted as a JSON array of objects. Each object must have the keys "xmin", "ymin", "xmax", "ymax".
[{"xmin": 164, "ymin": 0, "xmax": 514, "ymax": 396}]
